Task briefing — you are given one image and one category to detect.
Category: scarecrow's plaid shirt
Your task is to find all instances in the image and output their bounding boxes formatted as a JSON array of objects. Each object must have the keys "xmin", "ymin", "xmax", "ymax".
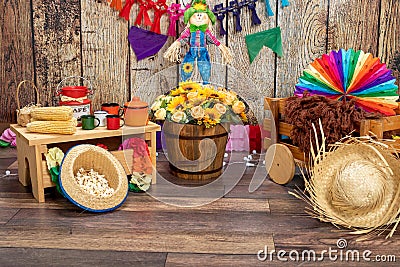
[{"xmin": 178, "ymin": 28, "xmax": 220, "ymax": 47}]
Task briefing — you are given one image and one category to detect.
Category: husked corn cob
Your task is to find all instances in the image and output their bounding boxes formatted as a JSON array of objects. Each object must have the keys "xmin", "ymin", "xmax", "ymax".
[
  {"xmin": 27, "ymin": 118, "xmax": 77, "ymax": 135},
  {"xmin": 30, "ymin": 117, "xmax": 78, "ymax": 125},
  {"xmin": 31, "ymin": 106, "xmax": 73, "ymax": 121}
]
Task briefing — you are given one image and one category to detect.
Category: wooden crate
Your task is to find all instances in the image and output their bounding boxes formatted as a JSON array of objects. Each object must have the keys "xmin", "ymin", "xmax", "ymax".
[{"xmin": 263, "ymin": 97, "xmax": 400, "ymax": 184}]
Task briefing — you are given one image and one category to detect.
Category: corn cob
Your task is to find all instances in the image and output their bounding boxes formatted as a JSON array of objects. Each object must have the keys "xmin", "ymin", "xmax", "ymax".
[
  {"xmin": 31, "ymin": 106, "xmax": 73, "ymax": 121},
  {"xmin": 26, "ymin": 118, "xmax": 77, "ymax": 135},
  {"xmin": 30, "ymin": 117, "xmax": 77, "ymax": 125}
]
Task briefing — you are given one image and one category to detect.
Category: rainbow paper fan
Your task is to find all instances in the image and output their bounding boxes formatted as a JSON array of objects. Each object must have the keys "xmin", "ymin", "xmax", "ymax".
[{"xmin": 295, "ymin": 49, "xmax": 399, "ymax": 116}]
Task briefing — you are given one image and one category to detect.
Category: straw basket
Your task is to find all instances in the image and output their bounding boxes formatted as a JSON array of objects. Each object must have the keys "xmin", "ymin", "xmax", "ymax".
[
  {"xmin": 59, "ymin": 144, "xmax": 128, "ymax": 212},
  {"xmin": 16, "ymin": 80, "xmax": 41, "ymax": 127}
]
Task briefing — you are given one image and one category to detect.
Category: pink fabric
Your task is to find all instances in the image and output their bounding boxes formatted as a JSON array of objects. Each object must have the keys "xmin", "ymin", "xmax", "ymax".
[
  {"xmin": 119, "ymin": 137, "xmax": 153, "ymax": 174},
  {"xmin": 0, "ymin": 128, "xmax": 16, "ymax": 147},
  {"xmin": 167, "ymin": 3, "xmax": 188, "ymax": 36},
  {"xmin": 226, "ymin": 125, "xmax": 249, "ymax": 152}
]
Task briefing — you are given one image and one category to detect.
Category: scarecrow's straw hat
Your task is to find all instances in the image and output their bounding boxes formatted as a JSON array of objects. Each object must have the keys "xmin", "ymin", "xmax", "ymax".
[
  {"xmin": 59, "ymin": 144, "xmax": 128, "ymax": 212},
  {"xmin": 292, "ymin": 126, "xmax": 400, "ymax": 239}
]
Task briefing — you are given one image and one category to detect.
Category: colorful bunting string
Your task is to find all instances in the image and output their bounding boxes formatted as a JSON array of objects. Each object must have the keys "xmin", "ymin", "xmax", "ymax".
[
  {"xmin": 110, "ymin": 0, "xmax": 266, "ymax": 35},
  {"xmin": 106, "ymin": 0, "xmax": 290, "ymax": 61},
  {"xmin": 108, "ymin": 0, "xmax": 171, "ymax": 61}
]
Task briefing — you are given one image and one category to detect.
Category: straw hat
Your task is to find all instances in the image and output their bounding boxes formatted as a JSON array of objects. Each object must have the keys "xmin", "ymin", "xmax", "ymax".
[
  {"xmin": 293, "ymin": 134, "xmax": 400, "ymax": 239},
  {"xmin": 59, "ymin": 144, "xmax": 128, "ymax": 212}
]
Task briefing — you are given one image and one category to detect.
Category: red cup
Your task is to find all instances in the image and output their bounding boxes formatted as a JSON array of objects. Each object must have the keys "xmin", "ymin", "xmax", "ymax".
[
  {"xmin": 101, "ymin": 103, "xmax": 123, "ymax": 116},
  {"xmin": 106, "ymin": 115, "xmax": 124, "ymax": 130}
]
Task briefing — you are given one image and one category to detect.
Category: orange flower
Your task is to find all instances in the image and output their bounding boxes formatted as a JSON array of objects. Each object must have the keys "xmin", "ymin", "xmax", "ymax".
[{"xmin": 240, "ymin": 112, "xmax": 248, "ymax": 122}]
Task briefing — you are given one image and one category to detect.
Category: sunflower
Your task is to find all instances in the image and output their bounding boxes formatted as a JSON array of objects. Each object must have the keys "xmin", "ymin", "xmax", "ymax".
[
  {"xmin": 170, "ymin": 87, "xmax": 183, "ymax": 96},
  {"xmin": 167, "ymin": 95, "xmax": 186, "ymax": 112},
  {"xmin": 193, "ymin": 2, "xmax": 207, "ymax": 11},
  {"xmin": 179, "ymin": 81, "xmax": 201, "ymax": 93},
  {"xmin": 182, "ymin": 63, "xmax": 194, "ymax": 74},
  {"xmin": 218, "ymin": 91, "xmax": 227, "ymax": 102},
  {"xmin": 208, "ymin": 89, "xmax": 222, "ymax": 99},
  {"xmin": 198, "ymin": 86, "xmax": 215, "ymax": 98},
  {"xmin": 203, "ymin": 108, "xmax": 221, "ymax": 127}
]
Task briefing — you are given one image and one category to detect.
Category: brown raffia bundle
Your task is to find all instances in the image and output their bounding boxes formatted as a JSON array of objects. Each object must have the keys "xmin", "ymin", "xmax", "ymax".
[
  {"xmin": 291, "ymin": 123, "xmax": 400, "ymax": 240},
  {"xmin": 284, "ymin": 93, "xmax": 380, "ymax": 154}
]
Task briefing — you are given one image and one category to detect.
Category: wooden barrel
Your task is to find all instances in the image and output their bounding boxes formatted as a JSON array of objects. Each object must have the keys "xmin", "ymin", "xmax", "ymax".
[{"xmin": 163, "ymin": 122, "xmax": 228, "ymax": 180}]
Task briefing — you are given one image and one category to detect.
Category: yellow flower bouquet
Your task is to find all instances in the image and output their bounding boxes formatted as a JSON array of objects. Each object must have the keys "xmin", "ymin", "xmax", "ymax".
[{"xmin": 149, "ymin": 81, "xmax": 248, "ymax": 128}]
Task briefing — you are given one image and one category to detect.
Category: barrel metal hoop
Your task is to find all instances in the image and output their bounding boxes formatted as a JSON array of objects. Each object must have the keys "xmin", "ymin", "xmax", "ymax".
[
  {"xmin": 163, "ymin": 131, "xmax": 228, "ymax": 140},
  {"xmin": 169, "ymin": 163, "xmax": 223, "ymax": 175}
]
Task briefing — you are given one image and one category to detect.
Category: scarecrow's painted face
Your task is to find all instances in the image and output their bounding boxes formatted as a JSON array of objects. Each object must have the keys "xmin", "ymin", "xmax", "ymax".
[{"xmin": 189, "ymin": 12, "xmax": 210, "ymax": 26}]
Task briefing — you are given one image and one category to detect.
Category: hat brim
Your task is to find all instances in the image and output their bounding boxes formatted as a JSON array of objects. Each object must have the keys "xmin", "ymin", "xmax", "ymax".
[{"xmin": 59, "ymin": 144, "xmax": 128, "ymax": 212}]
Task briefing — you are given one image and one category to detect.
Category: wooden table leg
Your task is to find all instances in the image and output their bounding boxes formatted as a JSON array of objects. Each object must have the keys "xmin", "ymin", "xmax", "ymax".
[
  {"xmin": 16, "ymin": 137, "xmax": 30, "ymax": 186},
  {"xmin": 16, "ymin": 138, "xmax": 45, "ymax": 202},
  {"xmin": 150, "ymin": 130, "xmax": 157, "ymax": 184},
  {"xmin": 30, "ymin": 145, "xmax": 45, "ymax": 202}
]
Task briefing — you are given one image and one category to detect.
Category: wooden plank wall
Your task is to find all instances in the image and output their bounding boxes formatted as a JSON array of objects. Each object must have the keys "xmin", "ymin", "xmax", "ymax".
[
  {"xmin": 0, "ymin": 0, "xmax": 35, "ymax": 122},
  {"xmin": 1, "ymin": 0, "xmax": 399, "ymax": 122}
]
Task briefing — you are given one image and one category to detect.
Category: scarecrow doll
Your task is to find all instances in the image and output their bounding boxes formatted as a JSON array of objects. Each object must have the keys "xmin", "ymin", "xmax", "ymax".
[{"xmin": 164, "ymin": 0, "xmax": 232, "ymax": 84}]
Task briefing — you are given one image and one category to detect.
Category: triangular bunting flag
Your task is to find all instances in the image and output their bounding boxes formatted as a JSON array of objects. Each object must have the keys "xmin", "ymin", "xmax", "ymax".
[
  {"xmin": 245, "ymin": 27, "xmax": 283, "ymax": 63},
  {"xmin": 128, "ymin": 26, "xmax": 168, "ymax": 61}
]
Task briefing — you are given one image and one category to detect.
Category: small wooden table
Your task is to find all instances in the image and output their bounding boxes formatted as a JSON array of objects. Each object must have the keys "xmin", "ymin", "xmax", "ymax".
[{"xmin": 10, "ymin": 122, "xmax": 161, "ymax": 202}]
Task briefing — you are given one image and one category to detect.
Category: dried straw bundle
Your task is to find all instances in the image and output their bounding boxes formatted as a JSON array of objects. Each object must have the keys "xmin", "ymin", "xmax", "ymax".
[
  {"xmin": 16, "ymin": 80, "xmax": 41, "ymax": 127},
  {"xmin": 291, "ymin": 123, "xmax": 400, "ymax": 239}
]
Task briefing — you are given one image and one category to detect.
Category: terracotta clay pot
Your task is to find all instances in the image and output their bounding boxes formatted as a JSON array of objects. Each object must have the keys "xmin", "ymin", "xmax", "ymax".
[{"xmin": 124, "ymin": 96, "xmax": 149, "ymax": 127}]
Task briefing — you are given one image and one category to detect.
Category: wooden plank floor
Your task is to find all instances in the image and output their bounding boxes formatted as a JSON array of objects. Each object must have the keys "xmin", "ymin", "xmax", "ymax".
[{"xmin": 0, "ymin": 147, "xmax": 399, "ymax": 266}]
